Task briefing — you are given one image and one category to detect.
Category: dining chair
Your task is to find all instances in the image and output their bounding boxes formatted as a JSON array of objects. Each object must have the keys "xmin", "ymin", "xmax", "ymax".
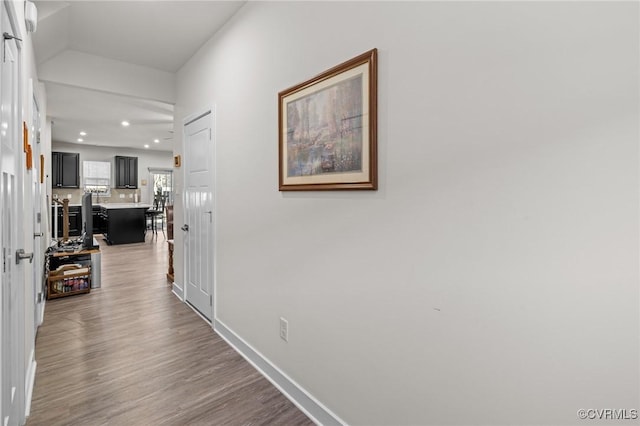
[{"xmin": 145, "ymin": 195, "xmax": 166, "ymax": 239}]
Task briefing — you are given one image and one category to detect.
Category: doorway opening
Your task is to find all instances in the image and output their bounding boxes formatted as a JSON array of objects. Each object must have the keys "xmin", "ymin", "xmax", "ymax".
[{"xmin": 148, "ymin": 168, "xmax": 173, "ymax": 206}]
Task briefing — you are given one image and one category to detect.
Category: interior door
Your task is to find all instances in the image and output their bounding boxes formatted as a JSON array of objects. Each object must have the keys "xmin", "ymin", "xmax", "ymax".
[
  {"xmin": 184, "ymin": 111, "xmax": 214, "ymax": 320},
  {"xmin": 31, "ymin": 90, "xmax": 44, "ymax": 328},
  {"xmin": 1, "ymin": 6, "xmax": 25, "ymax": 425}
]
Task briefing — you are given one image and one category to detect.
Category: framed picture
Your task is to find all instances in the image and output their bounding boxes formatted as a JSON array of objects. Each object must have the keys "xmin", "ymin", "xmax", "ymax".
[
  {"xmin": 279, "ymin": 48, "xmax": 377, "ymax": 191},
  {"xmin": 23, "ymin": 122, "xmax": 28, "ymax": 152},
  {"xmin": 40, "ymin": 154, "xmax": 45, "ymax": 183}
]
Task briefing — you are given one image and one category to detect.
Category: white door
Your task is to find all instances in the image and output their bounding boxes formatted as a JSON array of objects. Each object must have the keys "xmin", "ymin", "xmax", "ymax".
[
  {"xmin": 31, "ymin": 92, "xmax": 44, "ymax": 328},
  {"xmin": 1, "ymin": 5, "xmax": 25, "ymax": 425},
  {"xmin": 183, "ymin": 111, "xmax": 214, "ymax": 320}
]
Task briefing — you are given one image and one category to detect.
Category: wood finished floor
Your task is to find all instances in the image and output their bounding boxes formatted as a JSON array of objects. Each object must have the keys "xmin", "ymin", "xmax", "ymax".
[{"xmin": 27, "ymin": 234, "xmax": 313, "ymax": 426}]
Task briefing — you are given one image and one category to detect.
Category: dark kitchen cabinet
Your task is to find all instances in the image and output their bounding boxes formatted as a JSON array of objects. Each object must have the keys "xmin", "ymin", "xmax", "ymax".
[
  {"xmin": 102, "ymin": 207, "xmax": 147, "ymax": 245},
  {"xmin": 115, "ymin": 156, "xmax": 138, "ymax": 189},
  {"xmin": 52, "ymin": 152, "xmax": 79, "ymax": 188},
  {"xmin": 51, "ymin": 205, "xmax": 82, "ymax": 237},
  {"xmin": 99, "ymin": 207, "xmax": 108, "ymax": 234},
  {"xmin": 92, "ymin": 206, "xmax": 102, "ymax": 234}
]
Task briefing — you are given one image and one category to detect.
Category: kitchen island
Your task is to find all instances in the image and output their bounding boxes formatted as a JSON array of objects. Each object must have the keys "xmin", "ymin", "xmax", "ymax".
[{"xmin": 99, "ymin": 203, "xmax": 151, "ymax": 245}]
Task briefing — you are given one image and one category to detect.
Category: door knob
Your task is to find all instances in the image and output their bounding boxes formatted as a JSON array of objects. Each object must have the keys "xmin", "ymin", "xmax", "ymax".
[
  {"xmin": 181, "ymin": 224, "xmax": 189, "ymax": 231},
  {"xmin": 16, "ymin": 249, "xmax": 34, "ymax": 264},
  {"xmin": 34, "ymin": 232, "xmax": 43, "ymax": 238}
]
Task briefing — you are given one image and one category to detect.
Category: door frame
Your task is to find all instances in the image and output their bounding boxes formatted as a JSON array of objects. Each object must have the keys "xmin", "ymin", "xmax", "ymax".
[
  {"xmin": 0, "ymin": 1, "xmax": 26, "ymax": 424},
  {"xmin": 29, "ymin": 78, "xmax": 44, "ymax": 330},
  {"xmin": 181, "ymin": 106, "xmax": 216, "ymax": 323}
]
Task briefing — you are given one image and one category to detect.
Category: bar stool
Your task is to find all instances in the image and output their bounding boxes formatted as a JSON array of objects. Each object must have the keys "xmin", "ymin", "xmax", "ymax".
[{"xmin": 145, "ymin": 195, "xmax": 166, "ymax": 238}]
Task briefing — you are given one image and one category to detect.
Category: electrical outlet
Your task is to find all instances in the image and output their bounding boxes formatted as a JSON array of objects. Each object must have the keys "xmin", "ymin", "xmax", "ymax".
[
  {"xmin": 53, "ymin": 194, "xmax": 58, "ymax": 199},
  {"xmin": 66, "ymin": 194, "xmax": 72, "ymax": 199},
  {"xmin": 119, "ymin": 194, "xmax": 125, "ymax": 199},
  {"xmin": 129, "ymin": 193, "xmax": 133, "ymax": 198},
  {"xmin": 279, "ymin": 317, "xmax": 288, "ymax": 342}
]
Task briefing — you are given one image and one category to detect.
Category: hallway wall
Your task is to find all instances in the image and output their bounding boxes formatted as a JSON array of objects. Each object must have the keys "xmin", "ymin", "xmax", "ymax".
[
  {"xmin": 19, "ymin": 0, "xmax": 49, "ymax": 418},
  {"xmin": 174, "ymin": 2, "xmax": 639, "ymax": 424}
]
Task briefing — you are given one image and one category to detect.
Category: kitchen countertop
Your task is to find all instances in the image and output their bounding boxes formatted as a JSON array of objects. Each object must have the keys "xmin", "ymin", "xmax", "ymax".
[
  {"xmin": 98, "ymin": 203, "xmax": 152, "ymax": 209},
  {"xmin": 52, "ymin": 203, "xmax": 152, "ymax": 209}
]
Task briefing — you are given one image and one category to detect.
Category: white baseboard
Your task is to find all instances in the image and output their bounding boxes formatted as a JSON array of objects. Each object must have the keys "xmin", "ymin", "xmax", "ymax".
[
  {"xmin": 214, "ymin": 318, "xmax": 344, "ymax": 426},
  {"xmin": 172, "ymin": 281, "xmax": 183, "ymax": 301},
  {"xmin": 24, "ymin": 350, "xmax": 37, "ymax": 418},
  {"xmin": 37, "ymin": 300, "xmax": 45, "ymax": 328}
]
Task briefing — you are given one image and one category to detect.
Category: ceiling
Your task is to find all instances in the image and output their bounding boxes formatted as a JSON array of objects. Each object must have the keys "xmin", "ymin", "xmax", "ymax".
[{"xmin": 32, "ymin": 1, "xmax": 246, "ymax": 152}]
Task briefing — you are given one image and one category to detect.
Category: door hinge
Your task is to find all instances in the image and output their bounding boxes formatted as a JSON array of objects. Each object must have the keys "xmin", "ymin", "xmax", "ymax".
[
  {"xmin": 2, "ymin": 247, "xmax": 6, "ymax": 273},
  {"xmin": 210, "ymin": 294, "xmax": 213, "ymax": 306}
]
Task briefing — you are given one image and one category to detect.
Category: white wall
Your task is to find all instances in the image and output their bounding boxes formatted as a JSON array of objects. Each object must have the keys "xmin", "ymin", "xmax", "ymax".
[
  {"xmin": 51, "ymin": 142, "xmax": 172, "ymax": 203},
  {"xmin": 175, "ymin": 2, "xmax": 639, "ymax": 425},
  {"xmin": 17, "ymin": 0, "xmax": 48, "ymax": 417},
  {"xmin": 39, "ymin": 50, "xmax": 175, "ymax": 103}
]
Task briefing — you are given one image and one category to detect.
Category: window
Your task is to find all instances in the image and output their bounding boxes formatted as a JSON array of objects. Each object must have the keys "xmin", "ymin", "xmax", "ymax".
[{"xmin": 148, "ymin": 168, "xmax": 173, "ymax": 205}]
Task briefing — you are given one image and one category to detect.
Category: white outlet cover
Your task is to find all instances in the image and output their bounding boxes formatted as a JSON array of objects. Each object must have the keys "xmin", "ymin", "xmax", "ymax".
[
  {"xmin": 279, "ymin": 317, "xmax": 288, "ymax": 342},
  {"xmin": 119, "ymin": 194, "xmax": 125, "ymax": 198}
]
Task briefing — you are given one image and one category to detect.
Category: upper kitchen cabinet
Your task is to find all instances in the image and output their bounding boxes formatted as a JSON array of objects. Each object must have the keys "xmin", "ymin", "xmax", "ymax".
[
  {"xmin": 51, "ymin": 152, "xmax": 80, "ymax": 188},
  {"xmin": 115, "ymin": 156, "xmax": 138, "ymax": 189}
]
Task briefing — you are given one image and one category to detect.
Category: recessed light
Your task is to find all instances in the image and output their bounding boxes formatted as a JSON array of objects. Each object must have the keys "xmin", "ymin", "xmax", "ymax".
[
  {"xmin": 121, "ymin": 121, "xmax": 130, "ymax": 127},
  {"xmin": 77, "ymin": 138, "xmax": 84, "ymax": 142},
  {"xmin": 144, "ymin": 144, "xmax": 149, "ymax": 148},
  {"xmin": 79, "ymin": 131, "xmax": 87, "ymax": 136},
  {"xmin": 153, "ymin": 139, "xmax": 159, "ymax": 143}
]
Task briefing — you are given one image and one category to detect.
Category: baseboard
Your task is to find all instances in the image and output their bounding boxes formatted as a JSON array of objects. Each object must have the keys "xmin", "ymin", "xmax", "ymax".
[
  {"xmin": 214, "ymin": 319, "xmax": 344, "ymax": 426},
  {"xmin": 37, "ymin": 300, "xmax": 45, "ymax": 328},
  {"xmin": 24, "ymin": 350, "xmax": 37, "ymax": 418},
  {"xmin": 172, "ymin": 281, "xmax": 183, "ymax": 301}
]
